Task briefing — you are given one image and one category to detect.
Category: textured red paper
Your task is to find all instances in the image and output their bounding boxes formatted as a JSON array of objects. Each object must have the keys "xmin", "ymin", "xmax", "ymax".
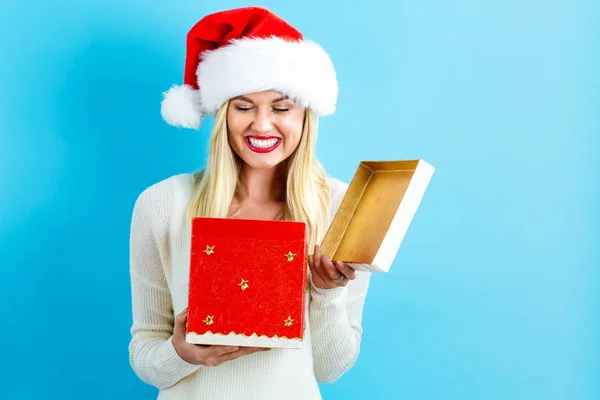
[{"xmin": 187, "ymin": 217, "xmax": 307, "ymax": 342}]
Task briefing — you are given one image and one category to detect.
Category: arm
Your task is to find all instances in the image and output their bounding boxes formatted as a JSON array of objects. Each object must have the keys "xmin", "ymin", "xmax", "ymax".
[
  {"xmin": 309, "ymin": 178, "xmax": 372, "ymax": 382},
  {"xmin": 309, "ymin": 270, "xmax": 371, "ymax": 383},
  {"xmin": 128, "ymin": 185, "xmax": 201, "ymax": 389}
]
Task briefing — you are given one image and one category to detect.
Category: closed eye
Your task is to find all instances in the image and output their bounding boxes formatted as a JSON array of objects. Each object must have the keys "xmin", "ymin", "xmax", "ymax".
[{"xmin": 233, "ymin": 105, "xmax": 290, "ymax": 113}]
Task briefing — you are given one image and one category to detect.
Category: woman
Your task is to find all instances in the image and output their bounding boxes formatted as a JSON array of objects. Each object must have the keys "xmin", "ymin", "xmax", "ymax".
[{"xmin": 129, "ymin": 6, "xmax": 373, "ymax": 399}]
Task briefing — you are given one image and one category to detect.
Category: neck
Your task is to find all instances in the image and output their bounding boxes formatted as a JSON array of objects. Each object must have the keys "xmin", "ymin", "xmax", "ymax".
[{"xmin": 237, "ymin": 164, "xmax": 287, "ymax": 203}]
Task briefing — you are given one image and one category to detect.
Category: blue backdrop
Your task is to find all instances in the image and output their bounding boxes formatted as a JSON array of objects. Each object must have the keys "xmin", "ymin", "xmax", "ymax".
[{"xmin": 1, "ymin": 0, "xmax": 598, "ymax": 399}]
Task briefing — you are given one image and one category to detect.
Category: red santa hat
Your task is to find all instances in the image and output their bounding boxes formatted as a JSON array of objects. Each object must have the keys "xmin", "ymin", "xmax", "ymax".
[{"xmin": 161, "ymin": 6, "xmax": 339, "ymax": 129}]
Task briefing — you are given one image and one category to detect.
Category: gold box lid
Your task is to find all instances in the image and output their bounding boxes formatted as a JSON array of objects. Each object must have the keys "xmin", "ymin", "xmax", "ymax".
[{"xmin": 321, "ymin": 159, "xmax": 434, "ymax": 272}]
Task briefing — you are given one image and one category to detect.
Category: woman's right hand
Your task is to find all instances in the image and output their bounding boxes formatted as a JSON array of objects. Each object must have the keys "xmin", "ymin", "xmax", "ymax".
[{"xmin": 172, "ymin": 308, "xmax": 269, "ymax": 367}]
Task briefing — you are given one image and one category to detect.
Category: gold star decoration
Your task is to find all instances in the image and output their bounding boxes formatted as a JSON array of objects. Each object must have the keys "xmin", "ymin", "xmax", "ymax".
[
  {"xmin": 285, "ymin": 251, "xmax": 296, "ymax": 262},
  {"xmin": 238, "ymin": 279, "xmax": 249, "ymax": 291},
  {"xmin": 204, "ymin": 245, "xmax": 215, "ymax": 255},
  {"xmin": 284, "ymin": 316, "xmax": 293, "ymax": 326},
  {"xmin": 203, "ymin": 315, "xmax": 214, "ymax": 325}
]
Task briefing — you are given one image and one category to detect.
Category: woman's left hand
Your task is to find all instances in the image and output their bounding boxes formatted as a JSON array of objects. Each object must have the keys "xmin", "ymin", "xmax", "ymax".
[{"xmin": 308, "ymin": 244, "xmax": 357, "ymax": 289}]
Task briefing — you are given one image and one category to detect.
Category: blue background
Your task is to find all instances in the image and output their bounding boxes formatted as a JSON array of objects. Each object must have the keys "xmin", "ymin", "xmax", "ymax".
[{"xmin": 1, "ymin": 0, "xmax": 598, "ymax": 399}]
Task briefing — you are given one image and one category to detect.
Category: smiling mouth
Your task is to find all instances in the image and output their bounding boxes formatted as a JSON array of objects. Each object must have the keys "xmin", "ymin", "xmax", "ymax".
[{"xmin": 245, "ymin": 136, "xmax": 282, "ymax": 153}]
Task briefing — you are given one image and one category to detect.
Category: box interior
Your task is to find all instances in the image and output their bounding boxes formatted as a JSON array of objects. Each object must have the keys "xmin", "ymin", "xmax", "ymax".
[{"xmin": 321, "ymin": 160, "xmax": 419, "ymax": 263}]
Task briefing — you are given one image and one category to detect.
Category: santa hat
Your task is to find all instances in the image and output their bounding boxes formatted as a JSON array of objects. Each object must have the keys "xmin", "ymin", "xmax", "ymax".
[{"xmin": 160, "ymin": 6, "xmax": 338, "ymax": 129}]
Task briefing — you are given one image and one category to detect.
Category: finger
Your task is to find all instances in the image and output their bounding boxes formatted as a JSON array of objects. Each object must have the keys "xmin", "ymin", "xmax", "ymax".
[
  {"xmin": 335, "ymin": 261, "xmax": 357, "ymax": 280},
  {"xmin": 200, "ymin": 345, "xmax": 240, "ymax": 360},
  {"xmin": 314, "ymin": 244, "xmax": 322, "ymax": 271},
  {"xmin": 213, "ymin": 346, "xmax": 266, "ymax": 364},
  {"xmin": 314, "ymin": 245, "xmax": 335, "ymax": 281},
  {"xmin": 308, "ymin": 250, "xmax": 327, "ymax": 284},
  {"xmin": 173, "ymin": 308, "xmax": 188, "ymax": 337},
  {"xmin": 245, "ymin": 346, "xmax": 269, "ymax": 352},
  {"xmin": 321, "ymin": 254, "xmax": 341, "ymax": 280},
  {"xmin": 210, "ymin": 347, "xmax": 259, "ymax": 367}
]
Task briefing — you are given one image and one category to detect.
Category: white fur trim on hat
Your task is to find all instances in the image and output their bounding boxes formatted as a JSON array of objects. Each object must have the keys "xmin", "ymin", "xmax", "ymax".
[
  {"xmin": 197, "ymin": 36, "xmax": 338, "ymax": 116},
  {"xmin": 161, "ymin": 84, "xmax": 203, "ymax": 129}
]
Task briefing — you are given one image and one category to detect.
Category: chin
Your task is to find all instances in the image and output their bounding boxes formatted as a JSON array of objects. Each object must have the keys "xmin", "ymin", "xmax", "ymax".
[
  {"xmin": 242, "ymin": 156, "xmax": 286, "ymax": 170},
  {"xmin": 231, "ymin": 140, "xmax": 294, "ymax": 170}
]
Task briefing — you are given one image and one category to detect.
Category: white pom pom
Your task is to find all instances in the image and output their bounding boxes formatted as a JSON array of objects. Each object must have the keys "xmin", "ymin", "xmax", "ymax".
[{"xmin": 160, "ymin": 84, "xmax": 203, "ymax": 129}]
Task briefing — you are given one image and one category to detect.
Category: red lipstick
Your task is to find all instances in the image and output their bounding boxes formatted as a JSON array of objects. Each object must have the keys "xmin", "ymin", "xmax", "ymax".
[{"xmin": 244, "ymin": 136, "xmax": 282, "ymax": 153}]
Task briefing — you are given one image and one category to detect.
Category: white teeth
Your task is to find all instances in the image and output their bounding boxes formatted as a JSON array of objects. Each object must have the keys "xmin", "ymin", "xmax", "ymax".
[{"xmin": 248, "ymin": 137, "xmax": 279, "ymax": 148}]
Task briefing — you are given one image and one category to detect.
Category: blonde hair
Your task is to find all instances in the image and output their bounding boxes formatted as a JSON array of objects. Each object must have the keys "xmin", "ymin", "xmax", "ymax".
[{"xmin": 187, "ymin": 100, "xmax": 331, "ymax": 250}]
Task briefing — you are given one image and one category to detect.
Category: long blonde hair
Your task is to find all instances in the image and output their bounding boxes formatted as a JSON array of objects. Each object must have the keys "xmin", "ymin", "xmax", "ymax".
[{"xmin": 187, "ymin": 100, "xmax": 331, "ymax": 250}]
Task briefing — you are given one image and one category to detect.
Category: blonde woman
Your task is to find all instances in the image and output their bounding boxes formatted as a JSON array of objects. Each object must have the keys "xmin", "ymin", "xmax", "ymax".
[{"xmin": 129, "ymin": 7, "xmax": 373, "ymax": 399}]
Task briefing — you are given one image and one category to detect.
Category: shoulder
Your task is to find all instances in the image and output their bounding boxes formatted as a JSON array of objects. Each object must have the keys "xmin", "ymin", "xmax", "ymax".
[
  {"xmin": 136, "ymin": 173, "xmax": 193, "ymax": 201},
  {"xmin": 132, "ymin": 173, "xmax": 194, "ymax": 219},
  {"xmin": 327, "ymin": 176, "xmax": 349, "ymax": 196},
  {"xmin": 326, "ymin": 176, "xmax": 349, "ymax": 216}
]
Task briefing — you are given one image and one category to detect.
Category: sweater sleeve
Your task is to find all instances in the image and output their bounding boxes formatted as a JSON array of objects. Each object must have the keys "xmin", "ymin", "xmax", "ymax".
[
  {"xmin": 309, "ymin": 272, "xmax": 371, "ymax": 383},
  {"xmin": 309, "ymin": 178, "xmax": 372, "ymax": 383},
  {"xmin": 128, "ymin": 183, "xmax": 201, "ymax": 389}
]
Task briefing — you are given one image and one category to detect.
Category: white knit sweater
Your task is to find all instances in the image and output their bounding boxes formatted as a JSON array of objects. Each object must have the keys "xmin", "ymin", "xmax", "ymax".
[{"xmin": 128, "ymin": 173, "xmax": 372, "ymax": 400}]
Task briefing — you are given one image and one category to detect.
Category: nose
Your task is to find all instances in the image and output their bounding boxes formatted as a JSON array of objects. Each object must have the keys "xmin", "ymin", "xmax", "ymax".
[{"xmin": 251, "ymin": 108, "xmax": 274, "ymax": 134}]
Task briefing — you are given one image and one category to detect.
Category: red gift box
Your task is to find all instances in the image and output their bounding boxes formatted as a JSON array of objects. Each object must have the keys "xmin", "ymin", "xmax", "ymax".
[{"xmin": 186, "ymin": 217, "xmax": 308, "ymax": 349}]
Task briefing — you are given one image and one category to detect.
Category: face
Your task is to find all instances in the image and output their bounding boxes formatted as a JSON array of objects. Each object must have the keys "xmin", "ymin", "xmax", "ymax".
[{"xmin": 227, "ymin": 90, "xmax": 306, "ymax": 170}]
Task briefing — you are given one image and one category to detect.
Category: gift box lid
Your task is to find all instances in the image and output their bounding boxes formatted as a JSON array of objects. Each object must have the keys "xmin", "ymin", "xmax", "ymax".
[
  {"xmin": 186, "ymin": 217, "xmax": 308, "ymax": 348},
  {"xmin": 320, "ymin": 159, "xmax": 434, "ymax": 273}
]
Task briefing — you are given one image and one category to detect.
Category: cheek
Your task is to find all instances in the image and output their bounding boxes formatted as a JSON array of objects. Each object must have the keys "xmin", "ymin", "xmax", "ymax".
[
  {"xmin": 227, "ymin": 108, "xmax": 254, "ymax": 133},
  {"xmin": 226, "ymin": 116, "xmax": 248, "ymax": 146},
  {"xmin": 286, "ymin": 131, "xmax": 302, "ymax": 148},
  {"xmin": 227, "ymin": 114, "xmax": 240, "ymax": 135},
  {"xmin": 280, "ymin": 117, "xmax": 304, "ymax": 147}
]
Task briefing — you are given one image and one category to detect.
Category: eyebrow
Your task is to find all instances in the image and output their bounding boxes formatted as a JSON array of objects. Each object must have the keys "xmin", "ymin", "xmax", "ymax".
[{"xmin": 232, "ymin": 95, "xmax": 290, "ymax": 103}]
